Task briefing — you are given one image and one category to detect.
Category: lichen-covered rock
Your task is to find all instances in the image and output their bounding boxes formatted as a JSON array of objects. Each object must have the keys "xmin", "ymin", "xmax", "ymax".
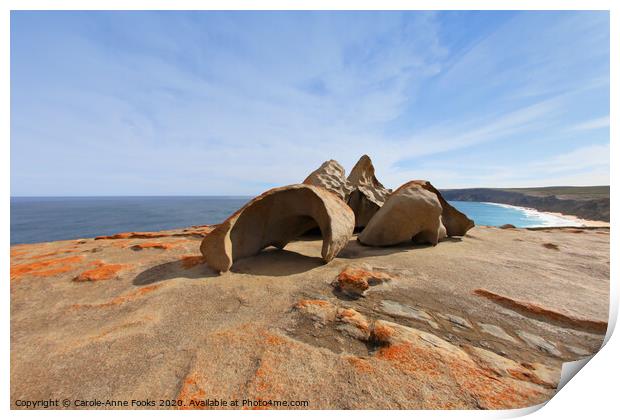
[
  {"xmin": 332, "ymin": 265, "xmax": 392, "ymax": 297},
  {"xmin": 396, "ymin": 180, "xmax": 474, "ymax": 237},
  {"xmin": 73, "ymin": 261, "xmax": 127, "ymax": 282},
  {"xmin": 293, "ymin": 299, "xmax": 337, "ymax": 324},
  {"xmin": 200, "ymin": 184, "xmax": 355, "ymax": 272},
  {"xmin": 335, "ymin": 308, "xmax": 370, "ymax": 340},
  {"xmin": 347, "ymin": 155, "xmax": 391, "ymax": 228},
  {"xmin": 303, "ymin": 159, "xmax": 353, "ymax": 201},
  {"xmin": 358, "ymin": 183, "xmax": 447, "ymax": 246},
  {"xmin": 369, "ymin": 321, "xmax": 556, "ymax": 408}
]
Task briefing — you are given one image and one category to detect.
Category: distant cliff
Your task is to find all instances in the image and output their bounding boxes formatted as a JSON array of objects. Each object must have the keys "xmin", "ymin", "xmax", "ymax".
[{"xmin": 440, "ymin": 186, "xmax": 610, "ymax": 222}]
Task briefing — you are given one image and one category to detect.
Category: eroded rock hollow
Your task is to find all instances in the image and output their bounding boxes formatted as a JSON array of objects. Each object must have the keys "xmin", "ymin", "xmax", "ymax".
[{"xmin": 200, "ymin": 184, "xmax": 355, "ymax": 272}]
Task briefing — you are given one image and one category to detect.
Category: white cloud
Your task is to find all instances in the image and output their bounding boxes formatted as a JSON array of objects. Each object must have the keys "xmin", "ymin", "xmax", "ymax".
[
  {"xmin": 11, "ymin": 11, "xmax": 610, "ymax": 195},
  {"xmin": 568, "ymin": 116, "xmax": 610, "ymax": 131}
]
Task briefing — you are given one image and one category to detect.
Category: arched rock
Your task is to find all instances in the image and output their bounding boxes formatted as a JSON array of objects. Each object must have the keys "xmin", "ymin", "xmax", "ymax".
[{"xmin": 200, "ymin": 184, "xmax": 355, "ymax": 272}]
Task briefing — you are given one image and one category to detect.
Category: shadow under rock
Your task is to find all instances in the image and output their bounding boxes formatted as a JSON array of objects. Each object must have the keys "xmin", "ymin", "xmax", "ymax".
[
  {"xmin": 230, "ymin": 248, "xmax": 324, "ymax": 277},
  {"xmin": 338, "ymin": 236, "xmax": 463, "ymax": 259},
  {"xmin": 133, "ymin": 259, "xmax": 218, "ymax": 285}
]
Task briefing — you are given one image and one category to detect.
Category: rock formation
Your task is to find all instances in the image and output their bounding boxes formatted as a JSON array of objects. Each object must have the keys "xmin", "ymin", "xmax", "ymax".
[
  {"xmin": 11, "ymin": 218, "xmax": 609, "ymax": 409},
  {"xmin": 347, "ymin": 155, "xmax": 391, "ymax": 228},
  {"xmin": 200, "ymin": 184, "xmax": 355, "ymax": 272},
  {"xmin": 395, "ymin": 180, "xmax": 474, "ymax": 237},
  {"xmin": 303, "ymin": 160, "xmax": 353, "ymax": 201},
  {"xmin": 358, "ymin": 183, "xmax": 447, "ymax": 246}
]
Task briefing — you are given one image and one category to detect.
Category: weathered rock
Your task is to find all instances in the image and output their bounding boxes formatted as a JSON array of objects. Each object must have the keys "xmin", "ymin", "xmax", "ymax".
[
  {"xmin": 303, "ymin": 159, "xmax": 353, "ymax": 201},
  {"xmin": 438, "ymin": 313, "xmax": 473, "ymax": 330},
  {"xmin": 500, "ymin": 224, "xmax": 516, "ymax": 229},
  {"xmin": 200, "ymin": 184, "xmax": 355, "ymax": 272},
  {"xmin": 358, "ymin": 183, "xmax": 447, "ymax": 246},
  {"xmin": 347, "ymin": 155, "xmax": 391, "ymax": 228},
  {"xmin": 369, "ymin": 321, "xmax": 556, "ymax": 408},
  {"xmin": 335, "ymin": 308, "xmax": 371, "ymax": 340},
  {"xmin": 73, "ymin": 261, "xmax": 127, "ymax": 282},
  {"xmin": 379, "ymin": 300, "xmax": 440, "ymax": 329},
  {"xmin": 479, "ymin": 323, "xmax": 518, "ymax": 344},
  {"xmin": 396, "ymin": 180, "xmax": 474, "ymax": 237},
  {"xmin": 332, "ymin": 265, "xmax": 392, "ymax": 297},
  {"xmin": 517, "ymin": 331, "xmax": 562, "ymax": 357},
  {"xmin": 293, "ymin": 299, "xmax": 337, "ymax": 324},
  {"xmin": 464, "ymin": 345, "xmax": 560, "ymax": 388}
]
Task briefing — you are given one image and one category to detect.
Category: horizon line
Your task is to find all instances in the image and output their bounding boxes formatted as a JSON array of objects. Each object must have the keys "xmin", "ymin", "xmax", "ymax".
[{"xmin": 10, "ymin": 184, "xmax": 610, "ymax": 198}]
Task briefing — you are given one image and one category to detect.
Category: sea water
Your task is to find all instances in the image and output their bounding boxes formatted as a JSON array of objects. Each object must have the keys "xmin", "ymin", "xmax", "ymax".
[
  {"xmin": 449, "ymin": 201, "xmax": 581, "ymax": 229},
  {"xmin": 10, "ymin": 197, "xmax": 581, "ymax": 245}
]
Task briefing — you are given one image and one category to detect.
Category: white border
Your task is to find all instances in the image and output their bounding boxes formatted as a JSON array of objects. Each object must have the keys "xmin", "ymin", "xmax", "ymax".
[{"xmin": 2, "ymin": 1, "xmax": 616, "ymax": 419}]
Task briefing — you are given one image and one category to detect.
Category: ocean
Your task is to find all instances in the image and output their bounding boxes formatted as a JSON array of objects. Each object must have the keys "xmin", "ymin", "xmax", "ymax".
[{"xmin": 10, "ymin": 197, "xmax": 581, "ymax": 245}]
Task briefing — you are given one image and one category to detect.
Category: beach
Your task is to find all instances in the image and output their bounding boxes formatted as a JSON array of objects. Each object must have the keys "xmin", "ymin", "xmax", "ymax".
[{"xmin": 479, "ymin": 202, "xmax": 611, "ymax": 228}]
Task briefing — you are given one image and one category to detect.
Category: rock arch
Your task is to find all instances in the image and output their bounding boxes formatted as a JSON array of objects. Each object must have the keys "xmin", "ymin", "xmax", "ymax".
[{"xmin": 200, "ymin": 184, "xmax": 355, "ymax": 272}]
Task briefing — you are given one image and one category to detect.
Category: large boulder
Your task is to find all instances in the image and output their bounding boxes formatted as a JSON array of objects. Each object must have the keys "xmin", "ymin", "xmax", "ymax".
[
  {"xmin": 358, "ymin": 183, "xmax": 446, "ymax": 246},
  {"xmin": 200, "ymin": 184, "xmax": 355, "ymax": 272},
  {"xmin": 397, "ymin": 180, "xmax": 474, "ymax": 236},
  {"xmin": 347, "ymin": 155, "xmax": 391, "ymax": 228},
  {"xmin": 303, "ymin": 159, "xmax": 353, "ymax": 201}
]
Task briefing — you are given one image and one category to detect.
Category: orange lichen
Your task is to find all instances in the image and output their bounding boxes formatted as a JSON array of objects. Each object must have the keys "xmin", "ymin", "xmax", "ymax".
[
  {"xmin": 505, "ymin": 368, "xmax": 549, "ymax": 387},
  {"xmin": 346, "ymin": 356, "xmax": 374, "ymax": 373},
  {"xmin": 177, "ymin": 373, "xmax": 208, "ymax": 410},
  {"xmin": 376, "ymin": 341, "xmax": 546, "ymax": 409},
  {"xmin": 336, "ymin": 268, "xmax": 370, "ymax": 290},
  {"xmin": 10, "ymin": 255, "xmax": 85, "ymax": 281},
  {"xmin": 95, "ymin": 226, "xmax": 215, "ymax": 241},
  {"xmin": 372, "ymin": 323, "xmax": 395, "ymax": 343},
  {"xmin": 293, "ymin": 299, "xmax": 332, "ymax": 309},
  {"xmin": 473, "ymin": 288, "xmax": 607, "ymax": 333},
  {"xmin": 242, "ymin": 357, "xmax": 283, "ymax": 410},
  {"xmin": 27, "ymin": 249, "xmax": 80, "ymax": 259},
  {"xmin": 10, "ymin": 249, "xmax": 29, "ymax": 259},
  {"xmin": 264, "ymin": 333, "xmax": 286, "ymax": 346},
  {"xmin": 95, "ymin": 231, "xmax": 170, "ymax": 240},
  {"xmin": 71, "ymin": 284, "xmax": 162, "ymax": 309},
  {"xmin": 335, "ymin": 266, "xmax": 392, "ymax": 295},
  {"xmin": 73, "ymin": 262, "xmax": 127, "ymax": 282},
  {"xmin": 181, "ymin": 225, "xmax": 215, "ymax": 237},
  {"xmin": 336, "ymin": 308, "xmax": 369, "ymax": 332},
  {"xmin": 180, "ymin": 255, "xmax": 206, "ymax": 269}
]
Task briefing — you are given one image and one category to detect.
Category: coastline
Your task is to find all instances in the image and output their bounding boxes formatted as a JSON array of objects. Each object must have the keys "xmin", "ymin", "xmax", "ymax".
[{"xmin": 481, "ymin": 202, "xmax": 610, "ymax": 228}]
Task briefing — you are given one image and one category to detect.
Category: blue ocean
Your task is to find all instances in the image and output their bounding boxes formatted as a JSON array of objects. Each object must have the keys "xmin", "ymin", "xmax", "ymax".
[{"xmin": 10, "ymin": 197, "xmax": 579, "ymax": 245}]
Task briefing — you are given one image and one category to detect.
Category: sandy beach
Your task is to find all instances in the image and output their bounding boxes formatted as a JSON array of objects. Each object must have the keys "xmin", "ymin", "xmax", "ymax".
[
  {"xmin": 481, "ymin": 202, "xmax": 610, "ymax": 228},
  {"xmin": 539, "ymin": 211, "xmax": 611, "ymax": 228}
]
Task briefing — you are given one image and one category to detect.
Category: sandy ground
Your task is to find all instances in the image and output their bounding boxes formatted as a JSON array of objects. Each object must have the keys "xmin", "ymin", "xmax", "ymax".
[{"xmin": 10, "ymin": 225, "xmax": 609, "ymax": 409}]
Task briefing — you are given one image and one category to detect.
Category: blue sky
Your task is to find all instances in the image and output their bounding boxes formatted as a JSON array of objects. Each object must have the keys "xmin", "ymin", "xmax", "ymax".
[{"xmin": 11, "ymin": 11, "xmax": 609, "ymax": 196}]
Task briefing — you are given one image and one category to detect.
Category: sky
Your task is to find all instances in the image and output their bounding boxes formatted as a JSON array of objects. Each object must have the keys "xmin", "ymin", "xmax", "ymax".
[{"xmin": 10, "ymin": 11, "xmax": 610, "ymax": 196}]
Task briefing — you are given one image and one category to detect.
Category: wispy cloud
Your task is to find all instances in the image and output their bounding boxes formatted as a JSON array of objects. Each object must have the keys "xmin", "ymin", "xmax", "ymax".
[
  {"xmin": 568, "ymin": 116, "xmax": 610, "ymax": 132},
  {"xmin": 10, "ymin": 11, "xmax": 609, "ymax": 195}
]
